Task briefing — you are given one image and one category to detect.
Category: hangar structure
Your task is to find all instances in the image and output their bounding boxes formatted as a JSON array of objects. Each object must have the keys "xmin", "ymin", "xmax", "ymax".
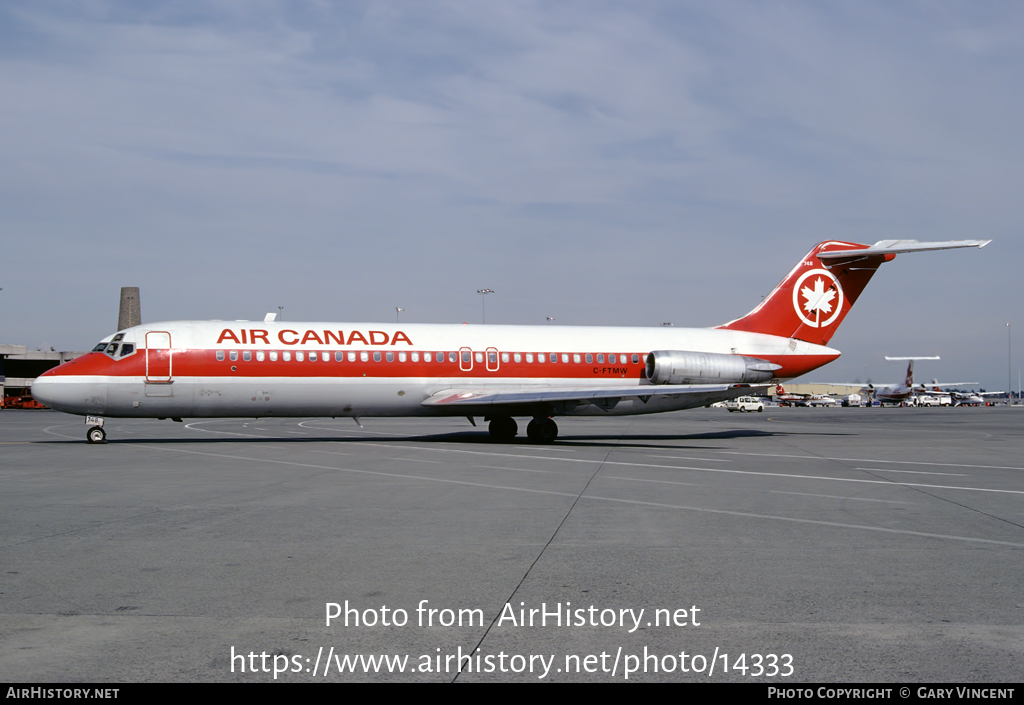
[{"xmin": 1, "ymin": 345, "xmax": 85, "ymax": 408}]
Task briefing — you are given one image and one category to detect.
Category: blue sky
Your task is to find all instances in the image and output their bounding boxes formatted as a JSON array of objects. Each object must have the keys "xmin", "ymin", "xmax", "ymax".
[{"xmin": 2, "ymin": 1, "xmax": 1021, "ymax": 389}]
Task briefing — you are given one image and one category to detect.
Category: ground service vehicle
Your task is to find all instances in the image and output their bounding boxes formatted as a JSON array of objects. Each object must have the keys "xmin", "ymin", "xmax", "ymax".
[{"xmin": 725, "ymin": 396, "xmax": 765, "ymax": 412}]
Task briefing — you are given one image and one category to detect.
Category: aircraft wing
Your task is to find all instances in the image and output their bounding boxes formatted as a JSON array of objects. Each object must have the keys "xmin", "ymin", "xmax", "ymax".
[
  {"xmin": 422, "ymin": 383, "xmax": 765, "ymax": 411},
  {"xmin": 818, "ymin": 239, "xmax": 990, "ymax": 266}
]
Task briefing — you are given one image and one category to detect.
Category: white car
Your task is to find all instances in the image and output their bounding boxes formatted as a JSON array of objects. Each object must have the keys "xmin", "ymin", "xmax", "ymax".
[
  {"xmin": 725, "ymin": 396, "xmax": 764, "ymax": 412},
  {"xmin": 916, "ymin": 394, "xmax": 952, "ymax": 407}
]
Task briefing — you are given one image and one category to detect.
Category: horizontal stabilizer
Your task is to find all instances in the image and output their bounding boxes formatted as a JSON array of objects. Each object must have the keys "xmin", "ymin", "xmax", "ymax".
[
  {"xmin": 718, "ymin": 238, "xmax": 990, "ymax": 347},
  {"xmin": 818, "ymin": 239, "xmax": 990, "ymax": 265}
]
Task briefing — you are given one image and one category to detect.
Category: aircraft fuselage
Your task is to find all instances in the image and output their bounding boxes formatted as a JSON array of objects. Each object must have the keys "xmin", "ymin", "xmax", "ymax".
[{"xmin": 33, "ymin": 321, "xmax": 837, "ymax": 419}]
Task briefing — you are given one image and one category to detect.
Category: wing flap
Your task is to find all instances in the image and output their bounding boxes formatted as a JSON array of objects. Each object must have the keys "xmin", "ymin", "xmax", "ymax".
[{"xmin": 422, "ymin": 384, "xmax": 764, "ymax": 408}]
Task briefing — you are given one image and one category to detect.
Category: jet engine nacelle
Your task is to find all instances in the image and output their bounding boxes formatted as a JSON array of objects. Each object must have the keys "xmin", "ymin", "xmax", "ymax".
[{"xmin": 645, "ymin": 350, "xmax": 780, "ymax": 385}]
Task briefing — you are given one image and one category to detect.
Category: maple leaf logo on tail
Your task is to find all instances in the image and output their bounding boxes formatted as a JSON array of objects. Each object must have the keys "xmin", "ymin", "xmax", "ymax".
[
  {"xmin": 801, "ymin": 277, "xmax": 837, "ymax": 323},
  {"xmin": 792, "ymin": 269, "xmax": 844, "ymax": 328}
]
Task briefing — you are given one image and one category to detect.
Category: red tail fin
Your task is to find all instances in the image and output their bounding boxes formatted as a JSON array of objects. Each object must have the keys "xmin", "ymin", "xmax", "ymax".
[{"xmin": 718, "ymin": 241, "xmax": 894, "ymax": 346}]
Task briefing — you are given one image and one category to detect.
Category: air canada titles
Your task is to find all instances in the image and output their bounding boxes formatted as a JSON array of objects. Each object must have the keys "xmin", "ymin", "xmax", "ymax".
[{"xmin": 217, "ymin": 328, "xmax": 413, "ymax": 346}]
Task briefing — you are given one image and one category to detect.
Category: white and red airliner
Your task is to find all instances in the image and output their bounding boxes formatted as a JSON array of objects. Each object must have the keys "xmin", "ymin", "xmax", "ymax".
[
  {"xmin": 33, "ymin": 239, "xmax": 988, "ymax": 444},
  {"xmin": 868, "ymin": 356, "xmax": 941, "ymax": 405}
]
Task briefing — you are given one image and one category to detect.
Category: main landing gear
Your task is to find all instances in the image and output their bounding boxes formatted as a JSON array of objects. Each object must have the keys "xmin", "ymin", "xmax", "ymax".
[
  {"xmin": 526, "ymin": 417, "xmax": 558, "ymax": 443},
  {"xmin": 486, "ymin": 415, "xmax": 558, "ymax": 444},
  {"xmin": 487, "ymin": 416, "xmax": 518, "ymax": 443}
]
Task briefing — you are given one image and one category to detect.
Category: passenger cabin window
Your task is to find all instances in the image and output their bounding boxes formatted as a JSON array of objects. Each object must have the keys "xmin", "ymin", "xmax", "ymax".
[
  {"xmin": 296, "ymin": 352, "xmax": 304, "ymax": 362},
  {"xmin": 373, "ymin": 352, "xmax": 381, "ymax": 362},
  {"xmin": 283, "ymin": 351, "xmax": 291, "ymax": 361},
  {"xmin": 256, "ymin": 351, "xmax": 265, "ymax": 361},
  {"xmin": 386, "ymin": 352, "xmax": 394, "ymax": 362},
  {"xmin": 243, "ymin": 351, "xmax": 251, "ymax": 361},
  {"xmin": 309, "ymin": 351, "xmax": 317, "ymax": 361},
  {"xmin": 270, "ymin": 351, "xmax": 278, "ymax": 361},
  {"xmin": 336, "ymin": 352, "xmax": 344, "ymax": 362},
  {"xmin": 216, "ymin": 350, "xmax": 225, "ymax": 361},
  {"xmin": 230, "ymin": 351, "xmax": 238, "ymax": 361}
]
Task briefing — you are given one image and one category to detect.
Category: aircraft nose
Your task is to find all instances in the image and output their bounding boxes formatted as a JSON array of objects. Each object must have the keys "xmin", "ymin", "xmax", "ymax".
[
  {"xmin": 31, "ymin": 371, "xmax": 106, "ymax": 415},
  {"xmin": 31, "ymin": 374, "xmax": 65, "ymax": 410}
]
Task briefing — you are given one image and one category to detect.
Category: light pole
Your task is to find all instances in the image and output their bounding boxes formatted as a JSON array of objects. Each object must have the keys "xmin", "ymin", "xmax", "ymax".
[
  {"xmin": 278, "ymin": 306, "xmax": 283, "ymax": 322},
  {"xmin": 1008, "ymin": 322, "xmax": 1012, "ymax": 400},
  {"xmin": 477, "ymin": 289, "xmax": 493, "ymax": 324},
  {"xmin": 396, "ymin": 307, "xmax": 404, "ymax": 323}
]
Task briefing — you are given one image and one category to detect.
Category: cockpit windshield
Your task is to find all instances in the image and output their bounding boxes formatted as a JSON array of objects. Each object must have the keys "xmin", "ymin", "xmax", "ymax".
[{"xmin": 92, "ymin": 339, "xmax": 135, "ymax": 359}]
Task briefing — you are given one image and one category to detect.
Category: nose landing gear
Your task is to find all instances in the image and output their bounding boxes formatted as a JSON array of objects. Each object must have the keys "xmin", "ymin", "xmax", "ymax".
[{"xmin": 85, "ymin": 416, "xmax": 106, "ymax": 443}]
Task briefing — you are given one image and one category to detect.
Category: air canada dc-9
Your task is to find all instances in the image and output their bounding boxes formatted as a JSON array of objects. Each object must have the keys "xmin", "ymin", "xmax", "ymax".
[{"xmin": 32, "ymin": 239, "xmax": 988, "ymax": 444}]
